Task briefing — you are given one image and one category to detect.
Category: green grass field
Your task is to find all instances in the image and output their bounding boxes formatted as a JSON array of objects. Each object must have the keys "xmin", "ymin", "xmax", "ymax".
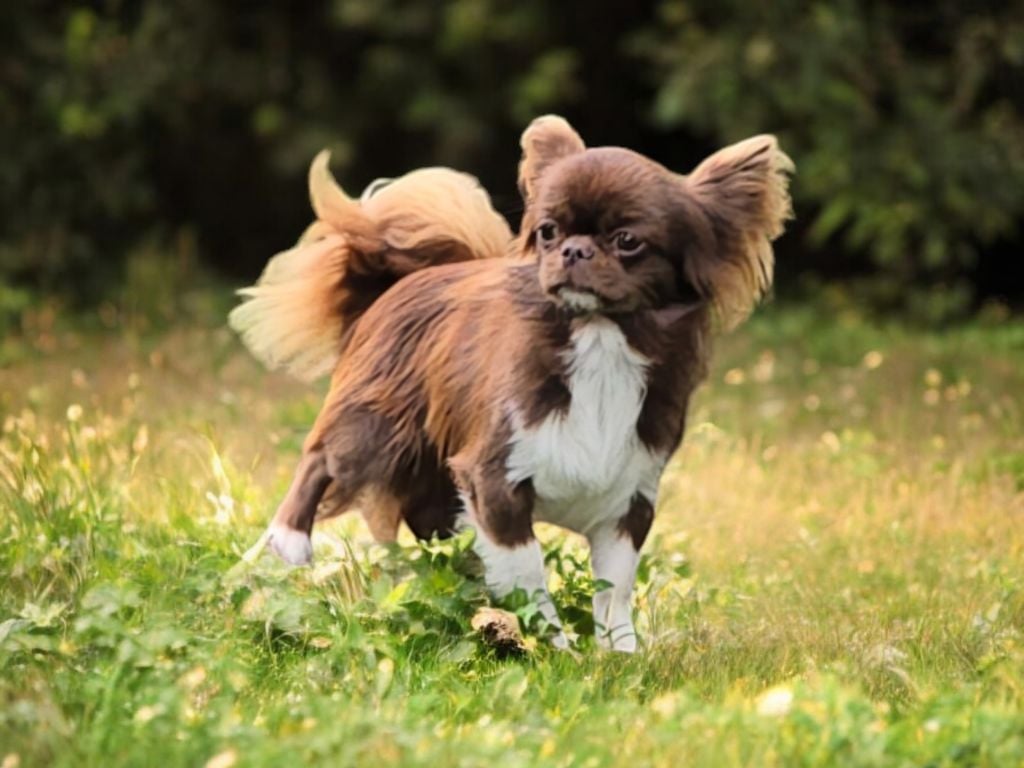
[{"xmin": 3, "ymin": 297, "xmax": 1024, "ymax": 767}]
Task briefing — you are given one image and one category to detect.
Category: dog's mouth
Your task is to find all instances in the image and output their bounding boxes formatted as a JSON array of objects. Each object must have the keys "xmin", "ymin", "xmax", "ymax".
[{"xmin": 549, "ymin": 285, "xmax": 603, "ymax": 314}]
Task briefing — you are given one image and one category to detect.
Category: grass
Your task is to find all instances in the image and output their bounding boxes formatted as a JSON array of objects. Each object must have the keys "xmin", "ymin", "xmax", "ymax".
[{"xmin": 2, "ymin": 293, "xmax": 1024, "ymax": 767}]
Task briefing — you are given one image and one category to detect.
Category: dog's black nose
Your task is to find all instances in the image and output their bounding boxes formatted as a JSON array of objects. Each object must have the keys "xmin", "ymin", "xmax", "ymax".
[{"xmin": 561, "ymin": 237, "xmax": 595, "ymax": 266}]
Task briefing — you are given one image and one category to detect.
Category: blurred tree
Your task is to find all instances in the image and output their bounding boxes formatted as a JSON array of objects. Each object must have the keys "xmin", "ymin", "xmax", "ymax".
[
  {"xmin": 0, "ymin": 0, "xmax": 595, "ymax": 302},
  {"xmin": 639, "ymin": 0, "xmax": 1024, "ymax": 316},
  {"xmin": 2, "ymin": 0, "xmax": 1023, "ymax": 316}
]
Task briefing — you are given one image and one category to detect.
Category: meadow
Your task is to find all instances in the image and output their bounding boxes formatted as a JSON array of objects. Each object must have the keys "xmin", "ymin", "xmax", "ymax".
[{"xmin": 2, "ymin": 293, "xmax": 1023, "ymax": 767}]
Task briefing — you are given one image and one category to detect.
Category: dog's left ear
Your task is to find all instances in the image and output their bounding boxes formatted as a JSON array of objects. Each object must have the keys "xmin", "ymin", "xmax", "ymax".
[
  {"xmin": 518, "ymin": 115, "xmax": 586, "ymax": 204},
  {"xmin": 683, "ymin": 135, "xmax": 794, "ymax": 329}
]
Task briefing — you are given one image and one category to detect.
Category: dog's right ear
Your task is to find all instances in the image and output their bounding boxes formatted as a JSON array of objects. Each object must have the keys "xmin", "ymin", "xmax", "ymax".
[{"xmin": 518, "ymin": 115, "xmax": 585, "ymax": 204}]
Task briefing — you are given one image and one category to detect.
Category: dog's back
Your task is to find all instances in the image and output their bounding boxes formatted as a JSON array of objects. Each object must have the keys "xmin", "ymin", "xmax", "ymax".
[{"xmin": 302, "ymin": 257, "xmax": 556, "ymax": 539}]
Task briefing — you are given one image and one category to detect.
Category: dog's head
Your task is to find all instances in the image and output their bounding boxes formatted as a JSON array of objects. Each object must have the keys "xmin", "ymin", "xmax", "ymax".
[{"xmin": 518, "ymin": 116, "xmax": 794, "ymax": 327}]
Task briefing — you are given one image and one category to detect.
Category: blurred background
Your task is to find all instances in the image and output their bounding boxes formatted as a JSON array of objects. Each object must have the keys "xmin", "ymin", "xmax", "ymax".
[{"xmin": 3, "ymin": 0, "xmax": 1024, "ymax": 330}]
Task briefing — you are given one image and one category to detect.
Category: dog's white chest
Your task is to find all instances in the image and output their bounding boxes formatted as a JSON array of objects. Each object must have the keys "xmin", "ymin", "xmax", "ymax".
[{"xmin": 505, "ymin": 319, "xmax": 663, "ymax": 533}]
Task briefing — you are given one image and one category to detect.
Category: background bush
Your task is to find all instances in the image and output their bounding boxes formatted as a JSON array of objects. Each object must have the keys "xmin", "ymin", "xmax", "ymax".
[{"xmin": 3, "ymin": 0, "xmax": 1023, "ymax": 317}]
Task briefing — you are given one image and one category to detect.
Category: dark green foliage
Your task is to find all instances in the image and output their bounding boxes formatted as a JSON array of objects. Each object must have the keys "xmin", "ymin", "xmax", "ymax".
[
  {"xmin": 0, "ymin": 1, "xmax": 588, "ymax": 300},
  {"xmin": 2, "ymin": 1, "xmax": 1023, "ymax": 314},
  {"xmin": 641, "ymin": 0, "xmax": 1024, "ymax": 313}
]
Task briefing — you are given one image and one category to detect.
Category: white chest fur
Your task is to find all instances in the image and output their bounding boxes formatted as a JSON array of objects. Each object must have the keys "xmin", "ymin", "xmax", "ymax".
[{"xmin": 505, "ymin": 318, "xmax": 664, "ymax": 534}]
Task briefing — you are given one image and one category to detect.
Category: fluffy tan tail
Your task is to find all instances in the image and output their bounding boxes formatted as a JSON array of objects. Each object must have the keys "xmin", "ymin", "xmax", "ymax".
[{"xmin": 229, "ymin": 152, "xmax": 514, "ymax": 381}]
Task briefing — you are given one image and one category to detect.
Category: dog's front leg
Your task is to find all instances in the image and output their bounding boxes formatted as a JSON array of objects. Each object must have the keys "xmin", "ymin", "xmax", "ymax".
[
  {"xmin": 588, "ymin": 494, "xmax": 654, "ymax": 653},
  {"xmin": 458, "ymin": 473, "xmax": 567, "ymax": 648}
]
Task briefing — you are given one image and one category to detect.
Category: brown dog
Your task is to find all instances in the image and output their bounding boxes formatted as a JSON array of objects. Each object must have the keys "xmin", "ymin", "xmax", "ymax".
[{"xmin": 231, "ymin": 116, "xmax": 793, "ymax": 651}]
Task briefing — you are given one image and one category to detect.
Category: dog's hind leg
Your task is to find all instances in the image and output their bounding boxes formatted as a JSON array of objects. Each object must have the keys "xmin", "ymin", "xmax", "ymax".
[
  {"xmin": 266, "ymin": 448, "xmax": 335, "ymax": 565},
  {"xmin": 259, "ymin": 408, "xmax": 406, "ymax": 563},
  {"xmin": 358, "ymin": 488, "xmax": 403, "ymax": 543}
]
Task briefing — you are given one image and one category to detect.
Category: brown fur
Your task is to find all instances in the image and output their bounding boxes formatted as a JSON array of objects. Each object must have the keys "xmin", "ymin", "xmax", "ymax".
[
  {"xmin": 618, "ymin": 494, "xmax": 655, "ymax": 550},
  {"xmin": 684, "ymin": 135, "xmax": 794, "ymax": 328},
  {"xmin": 518, "ymin": 118, "xmax": 793, "ymax": 329},
  {"xmin": 303, "ymin": 261, "xmax": 575, "ymax": 536},
  {"xmin": 299, "ymin": 257, "xmax": 710, "ymax": 543},
  {"xmin": 518, "ymin": 115, "xmax": 586, "ymax": 204},
  {"xmin": 235, "ymin": 115, "xmax": 793, "ymax": 556}
]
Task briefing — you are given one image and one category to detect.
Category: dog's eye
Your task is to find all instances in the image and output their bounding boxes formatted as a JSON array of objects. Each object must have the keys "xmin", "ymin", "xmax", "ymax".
[
  {"xmin": 614, "ymin": 231, "xmax": 644, "ymax": 256},
  {"xmin": 536, "ymin": 221, "xmax": 559, "ymax": 246}
]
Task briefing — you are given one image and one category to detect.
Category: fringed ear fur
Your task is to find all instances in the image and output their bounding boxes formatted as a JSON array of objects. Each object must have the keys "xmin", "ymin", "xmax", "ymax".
[
  {"xmin": 518, "ymin": 115, "xmax": 586, "ymax": 204},
  {"xmin": 684, "ymin": 135, "xmax": 794, "ymax": 330}
]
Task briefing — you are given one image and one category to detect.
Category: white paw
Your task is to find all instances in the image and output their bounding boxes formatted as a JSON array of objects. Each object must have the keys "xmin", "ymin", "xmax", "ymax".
[
  {"xmin": 596, "ymin": 624, "xmax": 638, "ymax": 653},
  {"xmin": 268, "ymin": 524, "xmax": 313, "ymax": 565}
]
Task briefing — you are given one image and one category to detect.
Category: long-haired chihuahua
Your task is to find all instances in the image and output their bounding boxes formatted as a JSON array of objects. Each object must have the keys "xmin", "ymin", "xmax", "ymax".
[{"xmin": 231, "ymin": 116, "xmax": 793, "ymax": 651}]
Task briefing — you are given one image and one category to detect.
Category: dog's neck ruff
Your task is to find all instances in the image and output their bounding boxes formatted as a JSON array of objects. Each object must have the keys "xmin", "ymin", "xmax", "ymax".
[{"xmin": 505, "ymin": 317, "xmax": 663, "ymax": 534}]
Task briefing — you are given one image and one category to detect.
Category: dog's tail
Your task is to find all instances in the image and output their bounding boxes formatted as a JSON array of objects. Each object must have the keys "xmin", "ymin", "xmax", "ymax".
[{"xmin": 229, "ymin": 152, "xmax": 513, "ymax": 381}]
